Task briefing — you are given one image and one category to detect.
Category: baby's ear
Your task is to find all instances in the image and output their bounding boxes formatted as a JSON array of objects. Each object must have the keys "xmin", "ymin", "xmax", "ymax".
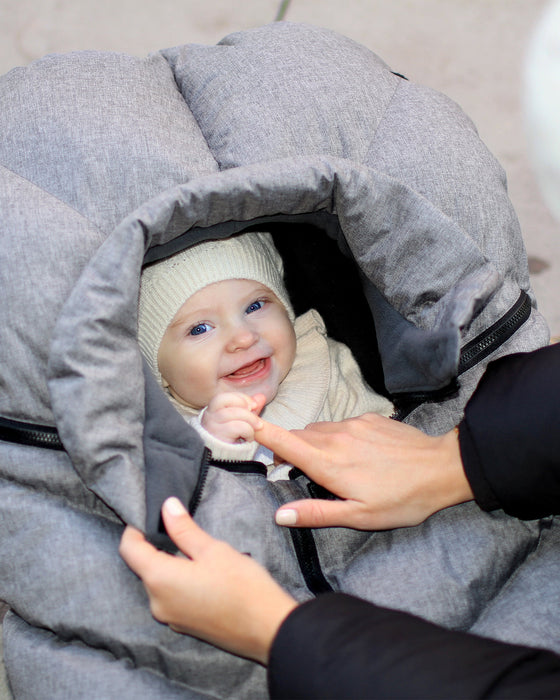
[{"xmin": 251, "ymin": 394, "xmax": 267, "ymax": 415}]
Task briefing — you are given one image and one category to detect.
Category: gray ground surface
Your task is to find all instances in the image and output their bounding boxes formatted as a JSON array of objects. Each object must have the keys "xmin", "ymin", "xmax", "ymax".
[{"xmin": 1, "ymin": 1, "xmax": 558, "ymax": 697}]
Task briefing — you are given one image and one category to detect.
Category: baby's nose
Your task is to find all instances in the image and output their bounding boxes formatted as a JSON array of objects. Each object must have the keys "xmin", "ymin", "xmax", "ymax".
[{"xmin": 226, "ymin": 325, "xmax": 259, "ymax": 352}]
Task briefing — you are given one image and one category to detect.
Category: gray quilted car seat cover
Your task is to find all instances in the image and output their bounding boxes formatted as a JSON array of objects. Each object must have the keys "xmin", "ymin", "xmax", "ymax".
[{"xmin": 1, "ymin": 22, "xmax": 558, "ymax": 699}]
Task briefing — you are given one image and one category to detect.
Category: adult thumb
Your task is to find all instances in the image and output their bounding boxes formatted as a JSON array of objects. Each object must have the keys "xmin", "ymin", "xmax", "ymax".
[{"xmin": 161, "ymin": 497, "xmax": 214, "ymax": 558}]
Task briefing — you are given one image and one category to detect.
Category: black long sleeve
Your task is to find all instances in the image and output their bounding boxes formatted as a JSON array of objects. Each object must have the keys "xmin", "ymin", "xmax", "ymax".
[
  {"xmin": 459, "ymin": 342, "xmax": 560, "ymax": 519},
  {"xmin": 268, "ymin": 593, "xmax": 560, "ymax": 699}
]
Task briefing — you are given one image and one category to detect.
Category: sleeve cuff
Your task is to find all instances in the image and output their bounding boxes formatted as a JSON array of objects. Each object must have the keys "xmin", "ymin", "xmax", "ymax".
[{"xmin": 458, "ymin": 419, "xmax": 501, "ymax": 512}]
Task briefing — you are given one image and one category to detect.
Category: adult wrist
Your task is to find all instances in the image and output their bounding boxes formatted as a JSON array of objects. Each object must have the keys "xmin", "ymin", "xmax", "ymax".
[
  {"xmin": 436, "ymin": 427, "xmax": 475, "ymax": 510},
  {"xmin": 254, "ymin": 594, "xmax": 298, "ymax": 666}
]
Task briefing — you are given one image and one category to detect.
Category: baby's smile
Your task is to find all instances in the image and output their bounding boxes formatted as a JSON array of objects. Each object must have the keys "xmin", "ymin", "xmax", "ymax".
[{"xmin": 224, "ymin": 357, "xmax": 271, "ymax": 384}]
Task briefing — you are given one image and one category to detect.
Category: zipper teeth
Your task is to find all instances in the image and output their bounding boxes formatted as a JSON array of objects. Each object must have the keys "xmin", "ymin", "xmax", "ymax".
[
  {"xmin": 287, "ymin": 527, "xmax": 334, "ymax": 596},
  {"xmin": 460, "ymin": 332, "xmax": 503, "ymax": 365},
  {"xmin": 188, "ymin": 449, "xmax": 211, "ymax": 516},
  {"xmin": 210, "ymin": 459, "xmax": 267, "ymax": 476},
  {"xmin": 0, "ymin": 420, "xmax": 65, "ymax": 450},
  {"xmin": 458, "ymin": 291, "xmax": 531, "ymax": 374},
  {"xmin": 27, "ymin": 430, "xmax": 61, "ymax": 445},
  {"xmin": 288, "ymin": 470, "xmax": 334, "ymax": 596},
  {"xmin": 392, "ymin": 291, "xmax": 531, "ymax": 421}
]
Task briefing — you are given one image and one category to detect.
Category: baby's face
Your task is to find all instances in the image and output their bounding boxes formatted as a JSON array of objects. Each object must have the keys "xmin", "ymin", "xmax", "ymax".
[{"xmin": 158, "ymin": 279, "xmax": 297, "ymax": 409}]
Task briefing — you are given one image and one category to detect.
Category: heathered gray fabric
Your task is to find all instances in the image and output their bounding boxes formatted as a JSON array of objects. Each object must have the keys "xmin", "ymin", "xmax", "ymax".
[
  {"xmin": 0, "ymin": 21, "xmax": 556, "ymax": 699},
  {"xmin": 2, "ymin": 612, "xmax": 207, "ymax": 700}
]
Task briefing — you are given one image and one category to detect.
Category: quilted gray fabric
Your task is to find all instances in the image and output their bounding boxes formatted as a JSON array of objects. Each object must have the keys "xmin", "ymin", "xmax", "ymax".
[{"xmin": 1, "ymin": 22, "xmax": 557, "ymax": 699}]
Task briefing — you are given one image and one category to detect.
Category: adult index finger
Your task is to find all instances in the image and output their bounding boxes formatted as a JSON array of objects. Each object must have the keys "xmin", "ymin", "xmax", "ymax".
[{"xmin": 254, "ymin": 420, "xmax": 323, "ymax": 473}]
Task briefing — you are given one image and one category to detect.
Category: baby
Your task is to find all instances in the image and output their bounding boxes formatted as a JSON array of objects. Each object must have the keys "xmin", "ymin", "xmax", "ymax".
[{"xmin": 138, "ymin": 232, "xmax": 393, "ymax": 472}]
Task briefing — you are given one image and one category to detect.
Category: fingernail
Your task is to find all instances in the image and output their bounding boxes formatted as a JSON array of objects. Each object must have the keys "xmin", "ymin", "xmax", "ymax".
[
  {"xmin": 255, "ymin": 418, "xmax": 264, "ymax": 430},
  {"xmin": 163, "ymin": 497, "xmax": 187, "ymax": 516},
  {"xmin": 275, "ymin": 508, "xmax": 298, "ymax": 526}
]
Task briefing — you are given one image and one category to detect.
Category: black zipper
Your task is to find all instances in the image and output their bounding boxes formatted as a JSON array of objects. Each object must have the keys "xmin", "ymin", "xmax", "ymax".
[
  {"xmin": 457, "ymin": 290, "xmax": 531, "ymax": 374},
  {"xmin": 188, "ymin": 454, "xmax": 268, "ymax": 517},
  {"xmin": 188, "ymin": 449, "xmax": 212, "ymax": 516},
  {"xmin": 197, "ymin": 459, "xmax": 334, "ymax": 596},
  {"xmin": 392, "ymin": 290, "xmax": 531, "ymax": 420},
  {"xmin": 286, "ymin": 526, "xmax": 334, "ymax": 595},
  {"xmin": 286, "ymin": 468, "xmax": 334, "ymax": 596},
  {"xmin": 0, "ymin": 416, "xmax": 65, "ymax": 451}
]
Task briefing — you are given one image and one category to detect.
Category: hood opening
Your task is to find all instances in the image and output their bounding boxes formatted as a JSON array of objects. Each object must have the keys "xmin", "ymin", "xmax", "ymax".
[{"xmin": 256, "ymin": 222, "xmax": 387, "ymax": 397}]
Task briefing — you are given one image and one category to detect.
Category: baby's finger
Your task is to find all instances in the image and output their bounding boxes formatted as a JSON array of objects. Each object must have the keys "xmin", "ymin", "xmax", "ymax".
[
  {"xmin": 211, "ymin": 407, "xmax": 263, "ymax": 429},
  {"xmin": 215, "ymin": 419, "xmax": 259, "ymax": 442},
  {"xmin": 208, "ymin": 392, "xmax": 258, "ymax": 412}
]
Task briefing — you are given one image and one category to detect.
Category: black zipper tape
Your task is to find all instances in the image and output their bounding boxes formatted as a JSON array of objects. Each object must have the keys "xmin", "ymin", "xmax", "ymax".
[
  {"xmin": 0, "ymin": 416, "xmax": 65, "ymax": 451},
  {"xmin": 287, "ymin": 526, "xmax": 334, "ymax": 595},
  {"xmin": 188, "ymin": 449, "xmax": 212, "ymax": 517},
  {"xmin": 195, "ymin": 461, "xmax": 334, "ymax": 596},
  {"xmin": 457, "ymin": 290, "xmax": 531, "ymax": 374},
  {"xmin": 287, "ymin": 469, "xmax": 334, "ymax": 596},
  {"xmin": 209, "ymin": 459, "xmax": 268, "ymax": 477},
  {"xmin": 188, "ymin": 455, "xmax": 268, "ymax": 517},
  {"xmin": 392, "ymin": 290, "xmax": 531, "ymax": 420}
]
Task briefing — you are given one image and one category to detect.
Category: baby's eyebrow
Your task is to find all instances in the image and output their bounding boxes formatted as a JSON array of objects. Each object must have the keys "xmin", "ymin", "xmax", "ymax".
[
  {"xmin": 168, "ymin": 314, "xmax": 187, "ymax": 328},
  {"xmin": 250, "ymin": 284, "xmax": 272, "ymax": 295},
  {"xmin": 169, "ymin": 301, "xmax": 219, "ymax": 330},
  {"xmin": 169, "ymin": 311, "xmax": 204, "ymax": 328}
]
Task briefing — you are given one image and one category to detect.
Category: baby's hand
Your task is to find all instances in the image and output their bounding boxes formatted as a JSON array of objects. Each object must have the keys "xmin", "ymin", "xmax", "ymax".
[{"xmin": 202, "ymin": 393, "xmax": 266, "ymax": 444}]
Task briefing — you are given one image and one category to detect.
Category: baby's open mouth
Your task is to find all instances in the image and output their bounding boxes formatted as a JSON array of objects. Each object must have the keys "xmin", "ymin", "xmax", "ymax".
[
  {"xmin": 227, "ymin": 357, "xmax": 270, "ymax": 381},
  {"xmin": 228, "ymin": 358, "xmax": 267, "ymax": 378}
]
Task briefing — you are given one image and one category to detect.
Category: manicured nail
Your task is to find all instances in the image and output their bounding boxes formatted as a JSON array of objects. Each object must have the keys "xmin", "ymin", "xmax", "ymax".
[
  {"xmin": 163, "ymin": 497, "xmax": 187, "ymax": 516},
  {"xmin": 275, "ymin": 509, "xmax": 298, "ymax": 526}
]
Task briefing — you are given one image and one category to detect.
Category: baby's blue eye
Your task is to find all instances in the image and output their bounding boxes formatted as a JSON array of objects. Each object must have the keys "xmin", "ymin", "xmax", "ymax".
[
  {"xmin": 246, "ymin": 300, "xmax": 264, "ymax": 314},
  {"xmin": 189, "ymin": 323, "xmax": 211, "ymax": 336}
]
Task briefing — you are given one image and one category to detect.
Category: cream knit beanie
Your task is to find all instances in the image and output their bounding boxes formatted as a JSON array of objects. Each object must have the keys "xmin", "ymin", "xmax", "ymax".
[{"xmin": 138, "ymin": 231, "xmax": 294, "ymax": 382}]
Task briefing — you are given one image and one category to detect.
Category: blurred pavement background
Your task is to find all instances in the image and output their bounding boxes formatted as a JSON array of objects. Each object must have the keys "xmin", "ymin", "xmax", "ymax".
[{"xmin": 0, "ymin": 0, "xmax": 559, "ymax": 696}]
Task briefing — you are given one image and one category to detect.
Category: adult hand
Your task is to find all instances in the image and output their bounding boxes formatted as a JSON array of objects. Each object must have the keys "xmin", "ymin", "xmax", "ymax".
[
  {"xmin": 119, "ymin": 497, "xmax": 297, "ymax": 665},
  {"xmin": 254, "ymin": 413, "xmax": 474, "ymax": 530}
]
